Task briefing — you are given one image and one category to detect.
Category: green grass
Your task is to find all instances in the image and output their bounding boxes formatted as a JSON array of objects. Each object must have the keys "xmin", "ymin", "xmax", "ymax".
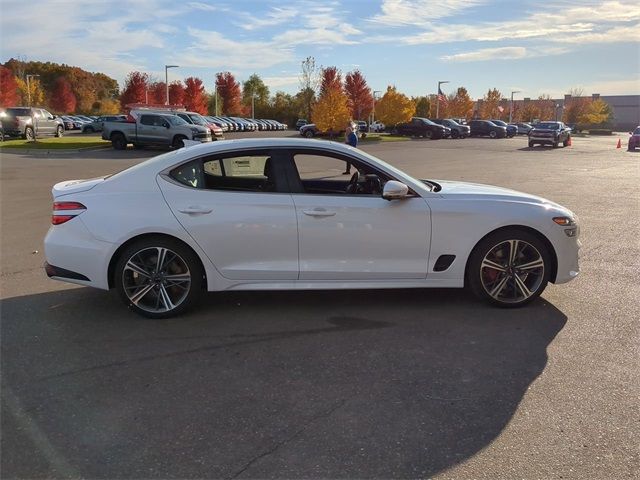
[
  {"xmin": 360, "ymin": 134, "xmax": 410, "ymax": 143},
  {"xmin": 0, "ymin": 136, "xmax": 109, "ymax": 150}
]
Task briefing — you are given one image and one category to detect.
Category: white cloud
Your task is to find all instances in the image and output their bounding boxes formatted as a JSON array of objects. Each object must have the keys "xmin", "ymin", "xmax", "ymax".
[
  {"xmin": 442, "ymin": 47, "xmax": 528, "ymax": 62},
  {"xmin": 370, "ymin": 0, "xmax": 486, "ymax": 25},
  {"xmin": 579, "ymin": 78, "xmax": 640, "ymax": 95},
  {"xmin": 262, "ymin": 76, "xmax": 300, "ymax": 89},
  {"xmin": 237, "ymin": 7, "xmax": 298, "ymax": 31},
  {"xmin": 187, "ymin": 2, "xmax": 217, "ymax": 12}
]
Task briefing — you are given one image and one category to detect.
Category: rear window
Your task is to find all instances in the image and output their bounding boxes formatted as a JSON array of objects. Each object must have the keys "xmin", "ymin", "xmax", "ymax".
[{"xmin": 6, "ymin": 108, "xmax": 31, "ymax": 116}]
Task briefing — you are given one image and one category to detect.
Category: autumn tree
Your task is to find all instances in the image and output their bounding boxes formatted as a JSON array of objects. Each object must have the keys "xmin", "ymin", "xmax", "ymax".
[
  {"xmin": 579, "ymin": 99, "xmax": 612, "ymax": 126},
  {"xmin": 147, "ymin": 81, "xmax": 166, "ymax": 105},
  {"xmin": 413, "ymin": 96, "xmax": 431, "ymax": 117},
  {"xmin": 169, "ymin": 81, "xmax": 185, "ymax": 107},
  {"xmin": 0, "ymin": 66, "xmax": 19, "ymax": 106},
  {"xmin": 447, "ymin": 87, "xmax": 474, "ymax": 119},
  {"xmin": 344, "ymin": 70, "xmax": 373, "ymax": 120},
  {"xmin": 183, "ymin": 77, "xmax": 207, "ymax": 114},
  {"xmin": 298, "ymin": 56, "xmax": 319, "ymax": 120},
  {"xmin": 311, "ymin": 87, "xmax": 350, "ymax": 135},
  {"xmin": 563, "ymin": 88, "xmax": 591, "ymax": 125},
  {"xmin": 479, "ymin": 88, "xmax": 503, "ymax": 118},
  {"xmin": 376, "ymin": 85, "xmax": 415, "ymax": 126},
  {"xmin": 50, "ymin": 77, "xmax": 76, "ymax": 113},
  {"xmin": 537, "ymin": 94, "xmax": 556, "ymax": 120},
  {"xmin": 120, "ymin": 71, "xmax": 148, "ymax": 106},
  {"xmin": 518, "ymin": 101, "xmax": 540, "ymax": 122},
  {"xmin": 242, "ymin": 74, "xmax": 269, "ymax": 118},
  {"xmin": 215, "ymin": 71, "xmax": 242, "ymax": 115},
  {"xmin": 15, "ymin": 76, "xmax": 45, "ymax": 106},
  {"xmin": 319, "ymin": 66, "xmax": 343, "ymax": 98}
]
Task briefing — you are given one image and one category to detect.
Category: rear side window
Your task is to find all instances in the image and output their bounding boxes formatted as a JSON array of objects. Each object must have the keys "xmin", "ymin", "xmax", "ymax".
[
  {"xmin": 6, "ymin": 108, "xmax": 31, "ymax": 116},
  {"xmin": 169, "ymin": 150, "xmax": 282, "ymax": 192}
]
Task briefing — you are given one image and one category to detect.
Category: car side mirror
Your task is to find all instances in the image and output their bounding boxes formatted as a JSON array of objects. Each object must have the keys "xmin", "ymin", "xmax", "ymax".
[{"xmin": 382, "ymin": 180, "xmax": 409, "ymax": 201}]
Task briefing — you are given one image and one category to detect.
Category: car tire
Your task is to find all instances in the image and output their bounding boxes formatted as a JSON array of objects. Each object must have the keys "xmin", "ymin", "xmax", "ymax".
[
  {"xmin": 563, "ymin": 136, "xmax": 570, "ymax": 147},
  {"xmin": 451, "ymin": 130, "xmax": 459, "ymax": 139},
  {"xmin": 172, "ymin": 135, "xmax": 186, "ymax": 149},
  {"xmin": 528, "ymin": 140, "xmax": 535, "ymax": 147},
  {"xmin": 85, "ymin": 126, "xmax": 94, "ymax": 133},
  {"xmin": 424, "ymin": 130, "xmax": 433, "ymax": 139},
  {"xmin": 114, "ymin": 236, "xmax": 204, "ymax": 319},
  {"xmin": 467, "ymin": 228, "xmax": 550, "ymax": 308},
  {"xmin": 552, "ymin": 140, "xmax": 559, "ymax": 148},
  {"xmin": 489, "ymin": 130, "xmax": 497, "ymax": 138},
  {"xmin": 111, "ymin": 133, "xmax": 127, "ymax": 150},
  {"xmin": 55, "ymin": 126, "xmax": 64, "ymax": 138},
  {"xmin": 304, "ymin": 130, "xmax": 314, "ymax": 138},
  {"xmin": 24, "ymin": 127, "xmax": 35, "ymax": 141}
]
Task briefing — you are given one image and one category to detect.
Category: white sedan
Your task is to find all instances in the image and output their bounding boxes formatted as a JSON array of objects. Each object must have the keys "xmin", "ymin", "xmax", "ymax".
[{"xmin": 44, "ymin": 138, "xmax": 580, "ymax": 318}]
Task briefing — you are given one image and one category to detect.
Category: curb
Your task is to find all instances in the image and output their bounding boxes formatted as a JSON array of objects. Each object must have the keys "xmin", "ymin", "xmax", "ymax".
[{"xmin": 0, "ymin": 144, "xmax": 111, "ymax": 156}]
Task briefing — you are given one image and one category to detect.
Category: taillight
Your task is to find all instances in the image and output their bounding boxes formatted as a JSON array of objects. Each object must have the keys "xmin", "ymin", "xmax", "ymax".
[{"xmin": 52, "ymin": 202, "xmax": 86, "ymax": 225}]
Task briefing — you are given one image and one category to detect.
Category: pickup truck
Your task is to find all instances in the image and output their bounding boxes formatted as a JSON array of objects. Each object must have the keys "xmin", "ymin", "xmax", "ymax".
[
  {"xmin": 528, "ymin": 121, "xmax": 572, "ymax": 148},
  {"xmin": 102, "ymin": 112, "xmax": 211, "ymax": 150},
  {"xmin": 0, "ymin": 107, "xmax": 65, "ymax": 140}
]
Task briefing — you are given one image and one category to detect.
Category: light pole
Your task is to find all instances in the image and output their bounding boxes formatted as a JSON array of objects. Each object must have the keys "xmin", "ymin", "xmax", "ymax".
[
  {"xmin": 510, "ymin": 90, "xmax": 521, "ymax": 124},
  {"xmin": 26, "ymin": 74, "xmax": 40, "ymax": 106},
  {"xmin": 214, "ymin": 84, "xmax": 218, "ymax": 116},
  {"xmin": 165, "ymin": 65, "xmax": 179, "ymax": 105},
  {"xmin": 436, "ymin": 80, "xmax": 449, "ymax": 118},
  {"xmin": 251, "ymin": 91, "xmax": 256, "ymax": 119},
  {"xmin": 372, "ymin": 90, "xmax": 381, "ymax": 129}
]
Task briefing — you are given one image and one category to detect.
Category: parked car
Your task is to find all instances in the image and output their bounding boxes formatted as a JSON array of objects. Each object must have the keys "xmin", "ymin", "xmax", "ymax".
[
  {"xmin": 59, "ymin": 116, "xmax": 76, "ymax": 131},
  {"xmin": 468, "ymin": 120, "xmax": 507, "ymax": 139},
  {"xmin": 82, "ymin": 115, "xmax": 126, "ymax": 133},
  {"xmin": 392, "ymin": 117, "xmax": 447, "ymax": 139},
  {"xmin": 432, "ymin": 119, "xmax": 470, "ymax": 138},
  {"xmin": 356, "ymin": 121, "xmax": 368, "ymax": 133},
  {"xmin": 299, "ymin": 123, "xmax": 320, "ymax": 138},
  {"xmin": 102, "ymin": 112, "xmax": 211, "ymax": 150},
  {"xmin": 628, "ymin": 126, "xmax": 640, "ymax": 151},
  {"xmin": 0, "ymin": 107, "xmax": 64, "ymax": 140},
  {"xmin": 204, "ymin": 116, "xmax": 229, "ymax": 132},
  {"xmin": 170, "ymin": 111, "xmax": 224, "ymax": 139},
  {"xmin": 511, "ymin": 122, "xmax": 533, "ymax": 135},
  {"xmin": 296, "ymin": 119, "xmax": 308, "ymax": 130},
  {"xmin": 369, "ymin": 120, "xmax": 386, "ymax": 132},
  {"xmin": 528, "ymin": 121, "xmax": 572, "ymax": 148},
  {"xmin": 44, "ymin": 137, "xmax": 581, "ymax": 318},
  {"xmin": 490, "ymin": 120, "xmax": 517, "ymax": 138}
]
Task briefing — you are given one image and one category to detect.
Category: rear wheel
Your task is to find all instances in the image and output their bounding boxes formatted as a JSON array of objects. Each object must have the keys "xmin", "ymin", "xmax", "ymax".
[
  {"xmin": 489, "ymin": 130, "xmax": 497, "ymax": 139},
  {"xmin": 467, "ymin": 229, "xmax": 550, "ymax": 307},
  {"xmin": 115, "ymin": 237, "xmax": 203, "ymax": 319},
  {"xmin": 55, "ymin": 125, "xmax": 63, "ymax": 137},
  {"xmin": 451, "ymin": 130, "xmax": 460, "ymax": 139},
  {"xmin": 424, "ymin": 130, "xmax": 433, "ymax": 139},
  {"xmin": 111, "ymin": 133, "xmax": 127, "ymax": 150},
  {"xmin": 304, "ymin": 130, "xmax": 314, "ymax": 138},
  {"xmin": 24, "ymin": 127, "xmax": 35, "ymax": 141}
]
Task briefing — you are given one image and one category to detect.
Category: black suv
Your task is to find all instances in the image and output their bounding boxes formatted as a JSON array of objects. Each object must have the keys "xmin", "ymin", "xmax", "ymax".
[
  {"xmin": 0, "ymin": 107, "xmax": 65, "ymax": 140},
  {"xmin": 528, "ymin": 121, "xmax": 572, "ymax": 148},
  {"xmin": 432, "ymin": 118, "xmax": 470, "ymax": 138},
  {"xmin": 468, "ymin": 120, "xmax": 507, "ymax": 139},
  {"xmin": 393, "ymin": 117, "xmax": 447, "ymax": 139}
]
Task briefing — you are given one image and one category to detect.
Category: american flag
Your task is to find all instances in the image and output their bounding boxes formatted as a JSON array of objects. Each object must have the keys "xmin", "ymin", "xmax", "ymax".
[{"xmin": 438, "ymin": 86, "xmax": 448, "ymax": 105}]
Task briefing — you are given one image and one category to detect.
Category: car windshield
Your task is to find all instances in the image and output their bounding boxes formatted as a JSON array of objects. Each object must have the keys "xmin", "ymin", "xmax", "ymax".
[
  {"xmin": 445, "ymin": 119, "xmax": 460, "ymax": 126},
  {"xmin": 492, "ymin": 120, "xmax": 506, "ymax": 126},
  {"xmin": 537, "ymin": 122, "xmax": 560, "ymax": 129},
  {"xmin": 188, "ymin": 114, "xmax": 207, "ymax": 126},
  {"xmin": 165, "ymin": 115, "xmax": 188, "ymax": 126},
  {"xmin": 418, "ymin": 118, "xmax": 436, "ymax": 125}
]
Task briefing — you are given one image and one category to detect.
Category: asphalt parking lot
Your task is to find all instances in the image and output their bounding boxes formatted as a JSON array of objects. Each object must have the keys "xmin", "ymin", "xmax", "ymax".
[{"xmin": 1, "ymin": 133, "xmax": 638, "ymax": 479}]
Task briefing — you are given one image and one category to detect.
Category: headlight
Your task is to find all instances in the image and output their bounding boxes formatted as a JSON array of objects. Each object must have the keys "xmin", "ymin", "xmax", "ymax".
[
  {"xmin": 553, "ymin": 216, "xmax": 575, "ymax": 226},
  {"xmin": 190, "ymin": 128, "xmax": 199, "ymax": 134}
]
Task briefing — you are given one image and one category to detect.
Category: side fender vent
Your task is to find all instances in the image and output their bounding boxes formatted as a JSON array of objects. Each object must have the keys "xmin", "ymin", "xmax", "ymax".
[{"xmin": 433, "ymin": 255, "xmax": 456, "ymax": 272}]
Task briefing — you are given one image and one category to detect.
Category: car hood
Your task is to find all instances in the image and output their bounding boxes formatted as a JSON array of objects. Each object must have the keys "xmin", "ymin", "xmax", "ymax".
[{"xmin": 428, "ymin": 179, "xmax": 566, "ymax": 209}]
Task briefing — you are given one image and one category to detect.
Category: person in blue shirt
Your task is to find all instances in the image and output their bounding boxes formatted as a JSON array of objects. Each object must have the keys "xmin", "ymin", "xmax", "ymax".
[{"xmin": 343, "ymin": 122, "xmax": 358, "ymax": 174}]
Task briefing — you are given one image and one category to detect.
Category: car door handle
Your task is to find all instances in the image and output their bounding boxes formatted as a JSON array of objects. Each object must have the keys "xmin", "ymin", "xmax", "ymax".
[
  {"xmin": 178, "ymin": 206, "xmax": 212, "ymax": 215},
  {"xmin": 302, "ymin": 208, "xmax": 336, "ymax": 217}
]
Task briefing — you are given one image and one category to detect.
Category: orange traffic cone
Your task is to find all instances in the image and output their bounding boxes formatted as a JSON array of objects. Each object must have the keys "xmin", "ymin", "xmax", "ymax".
[
  {"xmin": 567, "ymin": 136, "xmax": 572, "ymax": 146},
  {"xmin": 616, "ymin": 138, "xmax": 622, "ymax": 148}
]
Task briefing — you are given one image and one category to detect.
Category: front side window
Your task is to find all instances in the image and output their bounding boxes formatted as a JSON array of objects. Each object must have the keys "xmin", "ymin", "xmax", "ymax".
[
  {"xmin": 140, "ymin": 115, "xmax": 157, "ymax": 126},
  {"xmin": 292, "ymin": 152, "xmax": 389, "ymax": 196}
]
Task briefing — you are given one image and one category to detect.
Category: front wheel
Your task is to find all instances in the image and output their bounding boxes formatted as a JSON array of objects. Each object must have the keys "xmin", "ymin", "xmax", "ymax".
[
  {"xmin": 451, "ymin": 130, "xmax": 460, "ymax": 139},
  {"xmin": 489, "ymin": 130, "xmax": 497, "ymax": 139},
  {"xmin": 55, "ymin": 126, "xmax": 64, "ymax": 137},
  {"xmin": 172, "ymin": 135, "xmax": 186, "ymax": 149},
  {"xmin": 304, "ymin": 130, "xmax": 314, "ymax": 138},
  {"xmin": 24, "ymin": 127, "xmax": 35, "ymax": 141},
  {"xmin": 467, "ymin": 229, "xmax": 550, "ymax": 307},
  {"xmin": 115, "ymin": 237, "xmax": 204, "ymax": 318},
  {"xmin": 424, "ymin": 130, "xmax": 433, "ymax": 139},
  {"xmin": 528, "ymin": 140, "xmax": 535, "ymax": 147}
]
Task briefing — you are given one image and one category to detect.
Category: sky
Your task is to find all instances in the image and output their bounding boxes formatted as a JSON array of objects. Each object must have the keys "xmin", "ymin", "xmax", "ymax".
[{"xmin": 1, "ymin": 0, "xmax": 639, "ymax": 100}]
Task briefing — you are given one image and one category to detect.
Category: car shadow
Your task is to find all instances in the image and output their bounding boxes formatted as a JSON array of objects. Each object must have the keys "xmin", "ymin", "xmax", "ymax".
[{"xmin": 1, "ymin": 287, "xmax": 567, "ymax": 479}]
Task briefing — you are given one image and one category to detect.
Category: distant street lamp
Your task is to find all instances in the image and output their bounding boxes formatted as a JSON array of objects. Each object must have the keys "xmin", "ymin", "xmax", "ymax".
[
  {"xmin": 555, "ymin": 103, "xmax": 561, "ymax": 121},
  {"xmin": 214, "ymin": 84, "xmax": 218, "ymax": 116},
  {"xmin": 372, "ymin": 90, "xmax": 382, "ymax": 128},
  {"xmin": 436, "ymin": 80, "xmax": 449, "ymax": 118},
  {"xmin": 26, "ymin": 74, "xmax": 40, "ymax": 106},
  {"xmin": 165, "ymin": 65, "xmax": 179, "ymax": 105},
  {"xmin": 251, "ymin": 91, "xmax": 256, "ymax": 119},
  {"xmin": 510, "ymin": 90, "xmax": 521, "ymax": 124}
]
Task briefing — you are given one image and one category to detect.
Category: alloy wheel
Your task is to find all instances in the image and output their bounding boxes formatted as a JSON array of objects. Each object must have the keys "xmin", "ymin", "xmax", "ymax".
[
  {"xmin": 479, "ymin": 239, "xmax": 545, "ymax": 304},
  {"xmin": 122, "ymin": 247, "xmax": 191, "ymax": 314}
]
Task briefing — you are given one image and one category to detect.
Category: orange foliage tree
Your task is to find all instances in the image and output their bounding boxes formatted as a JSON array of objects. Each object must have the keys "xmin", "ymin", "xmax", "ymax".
[
  {"xmin": 375, "ymin": 85, "xmax": 415, "ymax": 125},
  {"xmin": 215, "ymin": 71, "xmax": 242, "ymax": 115},
  {"xmin": 344, "ymin": 70, "xmax": 373, "ymax": 120},
  {"xmin": 0, "ymin": 66, "xmax": 19, "ymax": 106},
  {"xmin": 50, "ymin": 77, "xmax": 76, "ymax": 113},
  {"xmin": 184, "ymin": 77, "xmax": 207, "ymax": 114}
]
